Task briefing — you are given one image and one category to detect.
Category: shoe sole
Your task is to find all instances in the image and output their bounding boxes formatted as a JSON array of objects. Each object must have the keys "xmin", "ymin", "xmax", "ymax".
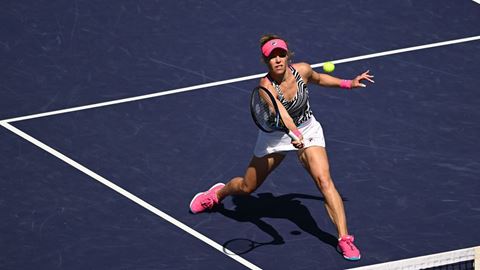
[
  {"xmin": 344, "ymin": 255, "xmax": 361, "ymax": 261},
  {"xmin": 189, "ymin": 183, "xmax": 225, "ymax": 214},
  {"xmin": 337, "ymin": 245, "xmax": 361, "ymax": 261}
]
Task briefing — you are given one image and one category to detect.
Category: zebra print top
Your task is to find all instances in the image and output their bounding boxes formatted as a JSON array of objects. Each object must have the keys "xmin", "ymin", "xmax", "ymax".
[{"xmin": 267, "ymin": 65, "xmax": 313, "ymax": 126}]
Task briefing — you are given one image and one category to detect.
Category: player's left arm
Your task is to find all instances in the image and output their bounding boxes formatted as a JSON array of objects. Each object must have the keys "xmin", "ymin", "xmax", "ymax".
[{"xmin": 294, "ymin": 62, "xmax": 374, "ymax": 89}]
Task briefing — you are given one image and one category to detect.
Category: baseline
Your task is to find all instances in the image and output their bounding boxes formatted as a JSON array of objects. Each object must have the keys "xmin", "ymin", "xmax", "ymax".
[{"xmin": 1, "ymin": 35, "xmax": 479, "ymax": 124}]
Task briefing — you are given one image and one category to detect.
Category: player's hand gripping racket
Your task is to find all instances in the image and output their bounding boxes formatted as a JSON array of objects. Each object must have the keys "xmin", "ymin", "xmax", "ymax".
[{"xmin": 250, "ymin": 86, "xmax": 301, "ymax": 142}]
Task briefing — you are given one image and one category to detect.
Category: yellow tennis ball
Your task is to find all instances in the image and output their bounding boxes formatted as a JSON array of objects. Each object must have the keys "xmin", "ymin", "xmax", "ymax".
[{"xmin": 323, "ymin": 62, "xmax": 335, "ymax": 73}]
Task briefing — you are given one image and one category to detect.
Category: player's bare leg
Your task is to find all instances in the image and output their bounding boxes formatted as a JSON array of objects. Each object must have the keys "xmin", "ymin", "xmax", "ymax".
[
  {"xmin": 216, "ymin": 153, "xmax": 285, "ymax": 201},
  {"xmin": 297, "ymin": 146, "xmax": 361, "ymax": 260},
  {"xmin": 297, "ymin": 146, "xmax": 348, "ymax": 237}
]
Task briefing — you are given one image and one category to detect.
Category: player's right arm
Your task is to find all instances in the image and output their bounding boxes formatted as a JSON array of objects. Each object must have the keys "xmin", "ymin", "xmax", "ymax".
[{"xmin": 259, "ymin": 78, "xmax": 304, "ymax": 147}]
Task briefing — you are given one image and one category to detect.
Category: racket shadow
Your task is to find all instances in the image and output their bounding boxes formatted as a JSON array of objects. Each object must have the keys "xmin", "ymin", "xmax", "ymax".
[{"xmin": 216, "ymin": 192, "xmax": 340, "ymax": 254}]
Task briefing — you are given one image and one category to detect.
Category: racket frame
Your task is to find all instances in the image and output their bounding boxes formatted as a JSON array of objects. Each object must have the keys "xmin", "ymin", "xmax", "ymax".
[{"xmin": 250, "ymin": 86, "xmax": 300, "ymax": 141}]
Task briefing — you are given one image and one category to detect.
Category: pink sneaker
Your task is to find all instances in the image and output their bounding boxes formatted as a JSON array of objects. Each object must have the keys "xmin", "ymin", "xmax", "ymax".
[
  {"xmin": 338, "ymin": 235, "xmax": 361, "ymax": 261},
  {"xmin": 189, "ymin": 183, "xmax": 225, "ymax": 214}
]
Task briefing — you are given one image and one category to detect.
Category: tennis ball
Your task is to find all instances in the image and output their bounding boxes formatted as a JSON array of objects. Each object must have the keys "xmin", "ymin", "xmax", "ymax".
[{"xmin": 323, "ymin": 62, "xmax": 335, "ymax": 73}]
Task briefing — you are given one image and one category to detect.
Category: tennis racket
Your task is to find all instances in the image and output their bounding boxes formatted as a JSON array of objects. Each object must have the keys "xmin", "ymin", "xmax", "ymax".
[{"xmin": 250, "ymin": 86, "xmax": 300, "ymax": 141}]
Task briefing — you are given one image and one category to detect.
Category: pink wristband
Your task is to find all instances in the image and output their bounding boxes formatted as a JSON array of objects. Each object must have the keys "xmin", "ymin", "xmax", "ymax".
[
  {"xmin": 340, "ymin": 79, "xmax": 352, "ymax": 89},
  {"xmin": 292, "ymin": 129, "xmax": 302, "ymax": 138}
]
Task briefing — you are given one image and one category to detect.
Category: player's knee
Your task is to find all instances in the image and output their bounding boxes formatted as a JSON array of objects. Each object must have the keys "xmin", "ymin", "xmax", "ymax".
[
  {"xmin": 315, "ymin": 174, "xmax": 335, "ymax": 192},
  {"xmin": 239, "ymin": 181, "xmax": 257, "ymax": 195}
]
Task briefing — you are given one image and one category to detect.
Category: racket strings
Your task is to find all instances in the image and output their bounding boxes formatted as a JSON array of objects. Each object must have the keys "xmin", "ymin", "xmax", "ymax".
[{"xmin": 252, "ymin": 90, "xmax": 276, "ymax": 131}]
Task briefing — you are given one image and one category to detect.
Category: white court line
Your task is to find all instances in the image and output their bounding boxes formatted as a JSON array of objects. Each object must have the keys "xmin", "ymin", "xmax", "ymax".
[
  {"xmin": 473, "ymin": 0, "xmax": 480, "ymax": 4},
  {"xmin": 2, "ymin": 35, "xmax": 479, "ymax": 124},
  {"xmin": 0, "ymin": 122, "xmax": 262, "ymax": 270},
  {"xmin": 312, "ymin": 35, "xmax": 480, "ymax": 68}
]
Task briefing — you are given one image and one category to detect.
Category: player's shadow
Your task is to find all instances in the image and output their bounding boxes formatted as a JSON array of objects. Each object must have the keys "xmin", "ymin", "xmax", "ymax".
[{"xmin": 216, "ymin": 192, "xmax": 340, "ymax": 253}]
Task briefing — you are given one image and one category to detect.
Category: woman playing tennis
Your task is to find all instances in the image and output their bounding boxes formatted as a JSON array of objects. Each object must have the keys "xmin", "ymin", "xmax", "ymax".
[{"xmin": 189, "ymin": 34, "xmax": 374, "ymax": 261}]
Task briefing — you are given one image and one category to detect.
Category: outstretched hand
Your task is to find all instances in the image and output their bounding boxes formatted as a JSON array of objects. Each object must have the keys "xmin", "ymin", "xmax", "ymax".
[{"xmin": 352, "ymin": 70, "xmax": 375, "ymax": 88}]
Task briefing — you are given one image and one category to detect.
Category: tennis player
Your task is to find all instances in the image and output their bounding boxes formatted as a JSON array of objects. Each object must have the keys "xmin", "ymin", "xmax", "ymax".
[{"xmin": 190, "ymin": 34, "xmax": 374, "ymax": 261}]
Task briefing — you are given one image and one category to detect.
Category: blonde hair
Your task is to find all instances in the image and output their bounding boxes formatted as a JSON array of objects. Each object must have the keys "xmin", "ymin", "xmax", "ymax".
[{"xmin": 259, "ymin": 34, "xmax": 293, "ymax": 63}]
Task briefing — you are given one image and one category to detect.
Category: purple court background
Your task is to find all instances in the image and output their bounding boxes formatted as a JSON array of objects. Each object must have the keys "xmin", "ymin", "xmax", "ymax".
[{"xmin": 1, "ymin": 1, "xmax": 480, "ymax": 269}]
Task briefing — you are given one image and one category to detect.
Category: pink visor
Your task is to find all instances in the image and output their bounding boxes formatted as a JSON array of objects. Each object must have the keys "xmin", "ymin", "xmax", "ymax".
[{"xmin": 261, "ymin": 39, "xmax": 288, "ymax": 57}]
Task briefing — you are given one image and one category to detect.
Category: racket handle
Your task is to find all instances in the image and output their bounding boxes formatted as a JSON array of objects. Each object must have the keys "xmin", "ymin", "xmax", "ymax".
[{"xmin": 287, "ymin": 130, "xmax": 301, "ymax": 141}]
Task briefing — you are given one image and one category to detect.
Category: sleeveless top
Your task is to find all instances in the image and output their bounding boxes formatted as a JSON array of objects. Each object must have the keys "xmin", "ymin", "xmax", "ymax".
[{"xmin": 267, "ymin": 65, "xmax": 313, "ymax": 126}]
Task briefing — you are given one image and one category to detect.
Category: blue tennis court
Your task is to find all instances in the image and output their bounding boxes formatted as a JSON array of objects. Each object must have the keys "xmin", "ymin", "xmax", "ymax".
[{"xmin": 1, "ymin": 1, "xmax": 480, "ymax": 269}]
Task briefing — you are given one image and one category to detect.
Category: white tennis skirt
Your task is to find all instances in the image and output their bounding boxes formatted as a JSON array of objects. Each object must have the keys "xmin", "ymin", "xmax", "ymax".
[{"xmin": 253, "ymin": 115, "xmax": 326, "ymax": 157}]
